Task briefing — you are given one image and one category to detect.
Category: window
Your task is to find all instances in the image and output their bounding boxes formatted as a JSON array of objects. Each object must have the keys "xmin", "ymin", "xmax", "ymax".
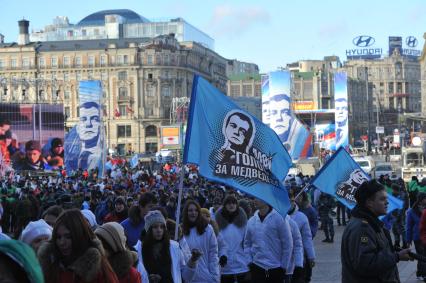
[
  {"xmin": 88, "ymin": 55, "xmax": 95, "ymax": 66},
  {"xmin": 88, "ymin": 71, "xmax": 94, "ymax": 80},
  {"xmin": 39, "ymin": 57, "xmax": 45, "ymax": 67},
  {"xmin": 11, "ymin": 58, "xmax": 17, "ymax": 68},
  {"xmin": 22, "ymin": 58, "xmax": 30, "ymax": 68},
  {"xmin": 75, "ymin": 57, "xmax": 82, "ymax": 67},
  {"xmin": 119, "ymin": 105, "xmax": 127, "ymax": 116},
  {"xmin": 64, "ymin": 72, "xmax": 69, "ymax": 81},
  {"xmin": 145, "ymin": 125, "xmax": 157, "ymax": 137},
  {"xmin": 156, "ymin": 54, "xmax": 161, "ymax": 65},
  {"xmin": 123, "ymin": 55, "xmax": 128, "ymax": 65},
  {"xmin": 161, "ymin": 86, "xmax": 171, "ymax": 97},
  {"xmin": 63, "ymin": 56, "xmax": 70, "ymax": 66},
  {"xmin": 51, "ymin": 57, "xmax": 58, "ymax": 68},
  {"xmin": 101, "ymin": 71, "xmax": 107, "ymax": 80},
  {"xmin": 147, "ymin": 55, "xmax": 153, "ymax": 65},
  {"xmin": 388, "ymin": 82, "xmax": 394, "ymax": 94},
  {"xmin": 118, "ymin": 71, "xmax": 127, "ymax": 81},
  {"xmin": 118, "ymin": 87, "xmax": 128, "ymax": 99},
  {"xmin": 0, "ymin": 59, "xmax": 4, "ymax": 69},
  {"xmin": 145, "ymin": 107, "xmax": 154, "ymax": 116},
  {"xmin": 64, "ymin": 107, "xmax": 70, "ymax": 119},
  {"xmin": 117, "ymin": 125, "xmax": 131, "ymax": 138},
  {"xmin": 146, "ymin": 86, "xmax": 155, "ymax": 97},
  {"xmin": 64, "ymin": 89, "xmax": 70, "ymax": 99},
  {"xmin": 100, "ymin": 55, "xmax": 107, "ymax": 66},
  {"xmin": 117, "ymin": 55, "xmax": 123, "ymax": 65},
  {"xmin": 164, "ymin": 55, "xmax": 169, "ymax": 65},
  {"xmin": 76, "ymin": 72, "xmax": 82, "ymax": 81},
  {"xmin": 82, "ymin": 29, "xmax": 87, "ymax": 36},
  {"xmin": 397, "ymin": 82, "xmax": 402, "ymax": 93}
]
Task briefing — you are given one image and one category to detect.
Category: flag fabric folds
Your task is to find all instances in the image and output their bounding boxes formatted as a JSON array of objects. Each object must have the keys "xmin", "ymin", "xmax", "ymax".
[
  {"xmin": 184, "ymin": 75, "xmax": 293, "ymax": 216},
  {"xmin": 310, "ymin": 147, "xmax": 403, "ymax": 213}
]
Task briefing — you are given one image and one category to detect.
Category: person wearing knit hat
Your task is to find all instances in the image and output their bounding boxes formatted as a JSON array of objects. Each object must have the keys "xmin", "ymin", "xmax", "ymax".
[
  {"xmin": 407, "ymin": 192, "xmax": 426, "ymax": 278},
  {"xmin": 135, "ymin": 209, "xmax": 201, "ymax": 283},
  {"xmin": 20, "ymin": 219, "xmax": 53, "ymax": 253},
  {"xmin": 342, "ymin": 180, "xmax": 412, "ymax": 282},
  {"xmin": 81, "ymin": 209, "xmax": 98, "ymax": 230},
  {"xmin": 0, "ymin": 239, "xmax": 44, "ymax": 283},
  {"xmin": 144, "ymin": 210, "xmax": 166, "ymax": 232},
  {"xmin": 95, "ymin": 222, "xmax": 141, "ymax": 283}
]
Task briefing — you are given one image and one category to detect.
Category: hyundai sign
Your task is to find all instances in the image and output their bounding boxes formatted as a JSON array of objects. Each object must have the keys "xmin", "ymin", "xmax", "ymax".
[
  {"xmin": 402, "ymin": 36, "xmax": 421, "ymax": 58},
  {"xmin": 346, "ymin": 35, "xmax": 382, "ymax": 59}
]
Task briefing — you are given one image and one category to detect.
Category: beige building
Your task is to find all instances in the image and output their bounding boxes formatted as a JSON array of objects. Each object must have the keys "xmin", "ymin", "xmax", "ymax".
[
  {"xmin": 0, "ymin": 20, "xmax": 227, "ymax": 155},
  {"xmin": 419, "ymin": 33, "xmax": 426, "ymax": 114},
  {"xmin": 226, "ymin": 73, "xmax": 261, "ymax": 98},
  {"xmin": 344, "ymin": 50, "xmax": 421, "ymax": 115}
]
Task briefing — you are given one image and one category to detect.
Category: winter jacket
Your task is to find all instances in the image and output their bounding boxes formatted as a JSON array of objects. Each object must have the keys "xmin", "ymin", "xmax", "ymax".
[
  {"xmin": 317, "ymin": 194, "xmax": 336, "ymax": 219},
  {"xmin": 120, "ymin": 218, "xmax": 144, "ymax": 248},
  {"xmin": 299, "ymin": 205, "xmax": 318, "ymax": 238},
  {"xmin": 107, "ymin": 249, "xmax": 141, "ymax": 283},
  {"xmin": 286, "ymin": 216, "xmax": 303, "ymax": 275},
  {"xmin": 406, "ymin": 208, "xmax": 421, "ymax": 243},
  {"xmin": 244, "ymin": 209, "xmax": 293, "ymax": 271},
  {"xmin": 289, "ymin": 205, "xmax": 315, "ymax": 260},
  {"xmin": 184, "ymin": 224, "xmax": 220, "ymax": 282},
  {"xmin": 38, "ymin": 239, "xmax": 119, "ymax": 283},
  {"xmin": 420, "ymin": 209, "xmax": 426, "ymax": 246},
  {"xmin": 104, "ymin": 211, "xmax": 128, "ymax": 224},
  {"xmin": 135, "ymin": 240, "xmax": 195, "ymax": 283},
  {"xmin": 341, "ymin": 206, "xmax": 400, "ymax": 283},
  {"xmin": 215, "ymin": 207, "xmax": 250, "ymax": 275}
]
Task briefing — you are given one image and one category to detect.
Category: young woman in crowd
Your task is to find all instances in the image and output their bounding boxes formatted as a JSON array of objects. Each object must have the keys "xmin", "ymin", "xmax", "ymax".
[
  {"xmin": 136, "ymin": 210, "xmax": 201, "ymax": 283},
  {"xmin": 215, "ymin": 195, "xmax": 250, "ymax": 283},
  {"xmin": 38, "ymin": 209, "xmax": 119, "ymax": 283},
  {"xmin": 182, "ymin": 200, "xmax": 220, "ymax": 283},
  {"xmin": 103, "ymin": 197, "xmax": 128, "ymax": 223},
  {"xmin": 95, "ymin": 222, "xmax": 141, "ymax": 283}
]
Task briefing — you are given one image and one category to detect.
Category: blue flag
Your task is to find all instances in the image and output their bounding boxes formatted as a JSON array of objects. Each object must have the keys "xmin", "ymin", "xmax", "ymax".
[
  {"xmin": 184, "ymin": 75, "xmax": 292, "ymax": 216},
  {"xmin": 311, "ymin": 147, "xmax": 403, "ymax": 213},
  {"xmin": 130, "ymin": 154, "xmax": 139, "ymax": 169}
]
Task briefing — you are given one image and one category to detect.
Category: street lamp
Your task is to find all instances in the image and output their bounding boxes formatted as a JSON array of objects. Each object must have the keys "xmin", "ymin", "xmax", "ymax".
[{"xmin": 365, "ymin": 67, "xmax": 372, "ymax": 153}]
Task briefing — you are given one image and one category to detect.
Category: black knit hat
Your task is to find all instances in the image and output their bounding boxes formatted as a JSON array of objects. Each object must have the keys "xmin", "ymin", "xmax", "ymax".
[
  {"xmin": 25, "ymin": 140, "xmax": 41, "ymax": 152},
  {"xmin": 354, "ymin": 180, "xmax": 385, "ymax": 206},
  {"xmin": 51, "ymin": 138, "xmax": 63, "ymax": 148}
]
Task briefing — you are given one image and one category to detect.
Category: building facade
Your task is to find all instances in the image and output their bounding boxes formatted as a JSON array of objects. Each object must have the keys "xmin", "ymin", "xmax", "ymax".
[
  {"xmin": 226, "ymin": 73, "xmax": 261, "ymax": 98},
  {"xmin": 0, "ymin": 21, "xmax": 227, "ymax": 155},
  {"xmin": 29, "ymin": 10, "xmax": 214, "ymax": 50}
]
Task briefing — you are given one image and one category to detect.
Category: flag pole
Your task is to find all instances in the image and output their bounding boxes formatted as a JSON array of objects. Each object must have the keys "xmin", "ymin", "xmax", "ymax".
[
  {"xmin": 174, "ymin": 164, "xmax": 185, "ymax": 240},
  {"xmin": 294, "ymin": 183, "xmax": 312, "ymax": 201}
]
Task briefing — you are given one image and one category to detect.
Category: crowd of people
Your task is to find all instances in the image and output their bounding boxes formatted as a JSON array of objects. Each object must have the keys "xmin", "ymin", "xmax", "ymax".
[{"xmin": 0, "ymin": 156, "xmax": 425, "ymax": 282}]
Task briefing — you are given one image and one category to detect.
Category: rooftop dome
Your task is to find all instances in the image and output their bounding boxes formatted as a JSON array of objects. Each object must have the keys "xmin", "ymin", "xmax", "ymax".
[{"xmin": 77, "ymin": 9, "xmax": 149, "ymax": 26}]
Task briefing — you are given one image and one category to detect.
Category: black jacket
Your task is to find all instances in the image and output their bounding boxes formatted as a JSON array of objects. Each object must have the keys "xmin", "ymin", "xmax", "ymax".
[{"xmin": 341, "ymin": 205, "xmax": 400, "ymax": 283}]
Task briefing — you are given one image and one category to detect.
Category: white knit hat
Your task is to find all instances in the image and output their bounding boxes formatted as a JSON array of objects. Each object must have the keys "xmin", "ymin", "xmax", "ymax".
[
  {"xmin": 144, "ymin": 210, "xmax": 166, "ymax": 232},
  {"xmin": 20, "ymin": 219, "xmax": 52, "ymax": 245},
  {"xmin": 81, "ymin": 209, "xmax": 98, "ymax": 229}
]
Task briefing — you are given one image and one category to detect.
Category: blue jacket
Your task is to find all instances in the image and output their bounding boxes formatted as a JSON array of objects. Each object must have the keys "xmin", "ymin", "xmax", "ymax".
[
  {"xmin": 299, "ymin": 205, "xmax": 319, "ymax": 238},
  {"xmin": 406, "ymin": 208, "xmax": 421, "ymax": 243},
  {"xmin": 120, "ymin": 218, "xmax": 145, "ymax": 247},
  {"xmin": 289, "ymin": 206, "xmax": 315, "ymax": 260}
]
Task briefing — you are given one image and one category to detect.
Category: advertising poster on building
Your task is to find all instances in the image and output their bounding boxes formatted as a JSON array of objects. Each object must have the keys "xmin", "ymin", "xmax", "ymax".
[
  {"xmin": 160, "ymin": 126, "xmax": 181, "ymax": 150},
  {"xmin": 315, "ymin": 123, "xmax": 336, "ymax": 150},
  {"xmin": 0, "ymin": 104, "xmax": 64, "ymax": 173},
  {"xmin": 334, "ymin": 72, "xmax": 349, "ymax": 150},
  {"xmin": 261, "ymin": 74, "xmax": 270, "ymax": 126},
  {"xmin": 389, "ymin": 36, "xmax": 403, "ymax": 56},
  {"xmin": 267, "ymin": 70, "xmax": 312, "ymax": 160},
  {"xmin": 65, "ymin": 80, "xmax": 105, "ymax": 175}
]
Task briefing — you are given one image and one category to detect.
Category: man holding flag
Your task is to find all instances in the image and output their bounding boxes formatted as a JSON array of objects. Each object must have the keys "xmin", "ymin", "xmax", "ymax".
[{"xmin": 183, "ymin": 75, "xmax": 294, "ymax": 282}]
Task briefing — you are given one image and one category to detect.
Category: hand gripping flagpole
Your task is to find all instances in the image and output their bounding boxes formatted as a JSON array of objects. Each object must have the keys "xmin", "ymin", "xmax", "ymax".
[
  {"xmin": 174, "ymin": 165, "xmax": 185, "ymax": 241},
  {"xmin": 294, "ymin": 183, "xmax": 311, "ymax": 201}
]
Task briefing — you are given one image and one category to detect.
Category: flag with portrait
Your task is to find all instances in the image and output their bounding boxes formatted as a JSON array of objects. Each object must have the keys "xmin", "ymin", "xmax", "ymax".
[
  {"xmin": 311, "ymin": 147, "xmax": 403, "ymax": 212},
  {"xmin": 184, "ymin": 75, "xmax": 292, "ymax": 216}
]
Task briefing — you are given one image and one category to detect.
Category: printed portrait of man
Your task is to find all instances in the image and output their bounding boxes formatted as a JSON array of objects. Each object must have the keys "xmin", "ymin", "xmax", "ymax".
[
  {"xmin": 335, "ymin": 97, "xmax": 349, "ymax": 149},
  {"xmin": 76, "ymin": 101, "xmax": 102, "ymax": 170},
  {"xmin": 262, "ymin": 100, "xmax": 270, "ymax": 126},
  {"xmin": 269, "ymin": 94, "xmax": 295, "ymax": 143},
  {"xmin": 220, "ymin": 111, "xmax": 255, "ymax": 164}
]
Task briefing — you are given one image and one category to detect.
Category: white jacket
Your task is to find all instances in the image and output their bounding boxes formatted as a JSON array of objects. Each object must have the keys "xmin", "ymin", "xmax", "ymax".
[
  {"xmin": 135, "ymin": 240, "xmax": 195, "ymax": 283},
  {"xmin": 216, "ymin": 208, "xmax": 250, "ymax": 275},
  {"xmin": 289, "ymin": 206, "xmax": 316, "ymax": 260},
  {"xmin": 244, "ymin": 209, "xmax": 293, "ymax": 271},
  {"xmin": 184, "ymin": 224, "xmax": 220, "ymax": 282},
  {"xmin": 286, "ymin": 216, "xmax": 304, "ymax": 275}
]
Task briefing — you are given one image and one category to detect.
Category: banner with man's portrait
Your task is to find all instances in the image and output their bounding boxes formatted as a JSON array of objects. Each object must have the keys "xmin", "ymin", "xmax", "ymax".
[
  {"xmin": 334, "ymin": 72, "xmax": 349, "ymax": 150},
  {"xmin": 65, "ymin": 81, "xmax": 105, "ymax": 175},
  {"xmin": 261, "ymin": 74, "xmax": 270, "ymax": 126},
  {"xmin": 264, "ymin": 70, "xmax": 312, "ymax": 160},
  {"xmin": 0, "ymin": 104, "xmax": 64, "ymax": 174}
]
